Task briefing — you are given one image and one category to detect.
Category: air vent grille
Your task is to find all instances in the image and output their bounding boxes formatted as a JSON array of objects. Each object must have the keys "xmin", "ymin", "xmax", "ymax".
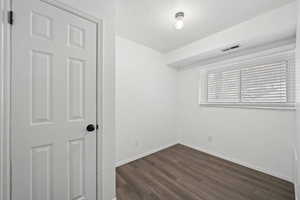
[{"xmin": 222, "ymin": 44, "xmax": 240, "ymax": 52}]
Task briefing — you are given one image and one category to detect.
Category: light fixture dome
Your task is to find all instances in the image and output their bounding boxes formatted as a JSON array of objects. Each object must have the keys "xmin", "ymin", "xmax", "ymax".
[{"xmin": 174, "ymin": 12, "xmax": 184, "ymax": 30}]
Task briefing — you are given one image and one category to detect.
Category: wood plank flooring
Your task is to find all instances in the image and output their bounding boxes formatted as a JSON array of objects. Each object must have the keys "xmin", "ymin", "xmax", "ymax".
[{"xmin": 116, "ymin": 144, "xmax": 295, "ymax": 200}]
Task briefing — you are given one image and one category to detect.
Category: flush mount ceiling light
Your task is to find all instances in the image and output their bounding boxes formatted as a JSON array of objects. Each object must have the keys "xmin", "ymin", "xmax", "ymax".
[{"xmin": 174, "ymin": 12, "xmax": 184, "ymax": 30}]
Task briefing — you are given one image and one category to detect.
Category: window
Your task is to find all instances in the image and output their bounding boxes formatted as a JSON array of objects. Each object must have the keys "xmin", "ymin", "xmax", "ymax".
[{"xmin": 200, "ymin": 52, "xmax": 295, "ymax": 109}]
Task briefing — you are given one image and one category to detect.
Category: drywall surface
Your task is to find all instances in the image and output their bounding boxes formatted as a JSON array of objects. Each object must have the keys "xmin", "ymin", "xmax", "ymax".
[
  {"xmin": 116, "ymin": 36, "xmax": 178, "ymax": 165},
  {"xmin": 295, "ymin": 0, "xmax": 300, "ymax": 197},
  {"xmin": 177, "ymin": 67, "xmax": 295, "ymax": 181}
]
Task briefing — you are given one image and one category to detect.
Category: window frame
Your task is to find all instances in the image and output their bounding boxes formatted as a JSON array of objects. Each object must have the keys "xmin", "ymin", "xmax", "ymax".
[{"xmin": 199, "ymin": 51, "xmax": 295, "ymax": 110}]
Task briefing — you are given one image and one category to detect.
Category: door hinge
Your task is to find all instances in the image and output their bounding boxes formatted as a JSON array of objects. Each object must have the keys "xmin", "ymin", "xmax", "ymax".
[{"xmin": 8, "ymin": 11, "xmax": 13, "ymax": 25}]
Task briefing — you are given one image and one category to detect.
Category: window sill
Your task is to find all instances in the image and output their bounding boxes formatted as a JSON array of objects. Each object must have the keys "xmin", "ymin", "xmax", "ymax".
[{"xmin": 199, "ymin": 103, "xmax": 296, "ymax": 111}]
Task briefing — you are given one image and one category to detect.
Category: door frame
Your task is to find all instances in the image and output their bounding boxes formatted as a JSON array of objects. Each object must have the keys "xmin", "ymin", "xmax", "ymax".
[{"xmin": 0, "ymin": 0, "xmax": 103, "ymax": 199}]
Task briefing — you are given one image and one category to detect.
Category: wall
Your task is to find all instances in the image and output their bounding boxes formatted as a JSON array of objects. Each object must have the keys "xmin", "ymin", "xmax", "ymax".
[
  {"xmin": 177, "ymin": 63, "xmax": 295, "ymax": 181},
  {"xmin": 295, "ymin": 0, "xmax": 300, "ymax": 198},
  {"xmin": 165, "ymin": 2, "xmax": 296, "ymax": 68},
  {"xmin": 0, "ymin": 5, "xmax": 3, "ymax": 195},
  {"xmin": 116, "ymin": 36, "xmax": 178, "ymax": 165},
  {"xmin": 56, "ymin": 0, "xmax": 116, "ymax": 199}
]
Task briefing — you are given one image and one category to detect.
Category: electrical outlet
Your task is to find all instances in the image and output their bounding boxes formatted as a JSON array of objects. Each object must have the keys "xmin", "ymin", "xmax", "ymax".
[
  {"xmin": 208, "ymin": 136, "xmax": 213, "ymax": 143},
  {"xmin": 135, "ymin": 140, "xmax": 139, "ymax": 147}
]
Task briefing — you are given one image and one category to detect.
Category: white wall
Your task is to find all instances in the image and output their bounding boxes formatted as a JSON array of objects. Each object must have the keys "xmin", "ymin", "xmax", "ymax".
[
  {"xmin": 295, "ymin": 0, "xmax": 300, "ymax": 198},
  {"xmin": 58, "ymin": 0, "xmax": 116, "ymax": 199},
  {"xmin": 165, "ymin": 2, "xmax": 296, "ymax": 68},
  {"xmin": 177, "ymin": 66, "xmax": 295, "ymax": 181},
  {"xmin": 116, "ymin": 36, "xmax": 178, "ymax": 165}
]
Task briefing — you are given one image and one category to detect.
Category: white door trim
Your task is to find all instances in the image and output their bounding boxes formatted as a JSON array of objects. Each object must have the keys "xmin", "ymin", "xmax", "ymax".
[{"xmin": 0, "ymin": 0, "xmax": 103, "ymax": 199}]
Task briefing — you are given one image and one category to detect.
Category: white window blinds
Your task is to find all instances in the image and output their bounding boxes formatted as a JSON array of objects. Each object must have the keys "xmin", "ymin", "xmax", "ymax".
[
  {"xmin": 207, "ymin": 69, "xmax": 240, "ymax": 103},
  {"xmin": 241, "ymin": 62, "xmax": 287, "ymax": 103},
  {"xmin": 207, "ymin": 61, "xmax": 289, "ymax": 104}
]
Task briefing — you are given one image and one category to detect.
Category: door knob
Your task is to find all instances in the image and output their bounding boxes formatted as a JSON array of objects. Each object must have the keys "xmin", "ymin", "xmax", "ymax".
[{"xmin": 86, "ymin": 124, "xmax": 96, "ymax": 132}]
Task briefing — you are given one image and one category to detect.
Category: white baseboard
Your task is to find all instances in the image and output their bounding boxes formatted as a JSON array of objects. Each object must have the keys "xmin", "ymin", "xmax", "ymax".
[
  {"xmin": 182, "ymin": 143, "xmax": 293, "ymax": 183},
  {"xmin": 112, "ymin": 198, "xmax": 117, "ymax": 200},
  {"xmin": 116, "ymin": 142, "xmax": 179, "ymax": 167}
]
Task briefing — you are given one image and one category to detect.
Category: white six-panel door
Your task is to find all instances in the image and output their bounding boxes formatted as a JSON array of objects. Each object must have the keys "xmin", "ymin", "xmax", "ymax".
[{"xmin": 11, "ymin": 0, "xmax": 98, "ymax": 199}]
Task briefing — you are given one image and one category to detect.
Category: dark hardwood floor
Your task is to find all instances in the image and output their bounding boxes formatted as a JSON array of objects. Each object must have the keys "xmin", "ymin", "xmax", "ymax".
[{"xmin": 116, "ymin": 144, "xmax": 295, "ymax": 200}]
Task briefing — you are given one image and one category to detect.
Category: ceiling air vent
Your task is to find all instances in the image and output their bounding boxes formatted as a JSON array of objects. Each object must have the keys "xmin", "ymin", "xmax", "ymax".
[{"xmin": 222, "ymin": 44, "xmax": 240, "ymax": 52}]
